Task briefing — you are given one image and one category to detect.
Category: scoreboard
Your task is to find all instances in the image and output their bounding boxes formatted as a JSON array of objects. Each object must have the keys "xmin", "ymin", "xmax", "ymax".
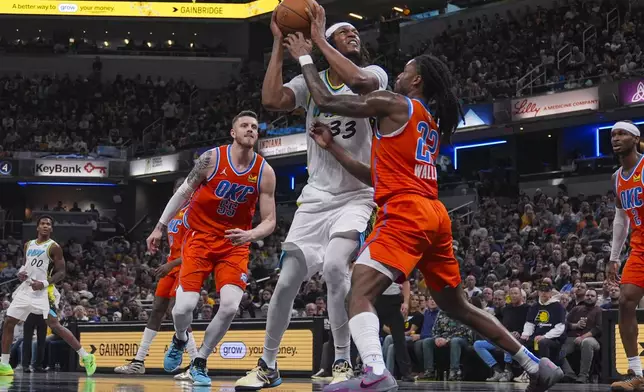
[{"xmin": 0, "ymin": 0, "xmax": 279, "ymax": 19}]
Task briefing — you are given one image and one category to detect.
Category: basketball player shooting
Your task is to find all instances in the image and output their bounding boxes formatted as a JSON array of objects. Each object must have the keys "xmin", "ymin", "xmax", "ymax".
[
  {"xmin": 115, "ymin": 177, "xmax": 198, "ymax": 381},
  {"xmin": 0, "ymin": 216, "xmax": 96, "ymax": 377},
  {"xmin": 146, "ymin": 110, "xmax": 277, "ymax": 387},
  {"xmin": 608, "ymin": 121, "xmax": 644, "ymax": 391},
  {"xmin": 235, "ymin": 5, "xmax": 387, "ymax": 390},
  {"xmin": 295, "ymin": 47, "xmax": 564, "ymax": 392}
]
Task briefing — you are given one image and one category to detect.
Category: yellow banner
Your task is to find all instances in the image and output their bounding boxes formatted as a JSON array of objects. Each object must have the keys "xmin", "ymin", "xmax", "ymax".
[
  {"xmin": 614, "ymin": 324, "xmax": 644, "ymax": 374},
  {"xmin": 79, "ymin": 329, "xmax": 313, "ymax": 371},
  {"xmin": 0, "ymin": 0, "xmax": 279, "ymax": 18}
]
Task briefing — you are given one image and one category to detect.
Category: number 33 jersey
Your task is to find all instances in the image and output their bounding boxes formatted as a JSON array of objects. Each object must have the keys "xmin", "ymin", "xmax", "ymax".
[
  {"xmin": 616, "ymin": 156, "xmax": 644, "ymax": 252},
  {"xmin": 284, "ymin": 66, "xmax": 389, "ymax": 196},
  {"xmin": 186, "ymin": 144, "xmax": 266, "ymax": 236}
]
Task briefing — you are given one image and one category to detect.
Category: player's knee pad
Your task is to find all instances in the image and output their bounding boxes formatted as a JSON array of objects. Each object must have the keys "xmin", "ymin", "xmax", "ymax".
[
  {"xmin": 172, "ymin": 288, "xmax": 199, "ymax": 316},
  {"xmin": 217, "ymin": 285, "xmax": 243, "ymax": 318}
]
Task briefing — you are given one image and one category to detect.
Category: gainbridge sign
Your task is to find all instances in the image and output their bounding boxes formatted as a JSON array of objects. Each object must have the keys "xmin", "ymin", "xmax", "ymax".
[
  {"xmin": 0, "ymin": 0, "xmax": 279, "ymax": 19},
  {"xmin": 613, "ymin": 324, "xmax": 644, "ymax": 375},
  {"xmin": 79, "ymin": 328, "xmax": 314, "ymax": 372}
]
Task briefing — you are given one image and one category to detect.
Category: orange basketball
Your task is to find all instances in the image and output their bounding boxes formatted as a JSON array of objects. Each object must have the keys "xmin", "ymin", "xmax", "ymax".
[{"xmin": 275, "ymin": 0, "xmax": 318, "ymax": 37}]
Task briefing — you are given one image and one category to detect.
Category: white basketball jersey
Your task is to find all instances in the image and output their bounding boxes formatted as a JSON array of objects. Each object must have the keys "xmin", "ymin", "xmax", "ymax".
[
  {"xmin": 21, "ymin": 238, "xmax": 56, "ymax": 297},
  {"xmin": 284, "ymin": 66, "xmax": 388, "ymax": 201}
]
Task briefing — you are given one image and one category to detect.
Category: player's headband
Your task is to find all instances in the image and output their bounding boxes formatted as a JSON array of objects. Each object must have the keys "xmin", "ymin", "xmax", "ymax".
[
  {"xmin": 325, "ymin": 22, "xmax": 356, "ymax": 39},
  {"xmin": 612, "ymin": 121, "xmax": 640, "ymax": 137}
]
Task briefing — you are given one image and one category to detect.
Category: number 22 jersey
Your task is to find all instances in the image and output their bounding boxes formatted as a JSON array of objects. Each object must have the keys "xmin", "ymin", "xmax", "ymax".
[
  {"xmin": 615, "ymin": 155, "xmax": 644, "ymax": 252},
  {"xmin": 185, "ymin": 144, "xmax": 266, "ymax": 237}
]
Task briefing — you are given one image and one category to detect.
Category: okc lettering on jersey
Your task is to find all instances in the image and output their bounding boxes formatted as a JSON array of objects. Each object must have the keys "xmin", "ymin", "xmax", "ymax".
[
  {"xmin": 213, "ymin": 180, "xmax": 255, "ymax": 218},
  {"xmin": 620, "ymin": 187, "xmax": 644, "ymax": 210},
  {"xmin": 167, "ymin": 218, "xmax": 183, "ymax": 247}
]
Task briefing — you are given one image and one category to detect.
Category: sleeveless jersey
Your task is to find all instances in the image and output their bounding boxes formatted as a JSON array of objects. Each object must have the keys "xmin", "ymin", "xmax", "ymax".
[
  {"xmin": 186, "ymin": 144, "xmax": 266, "ymax": 236},
  {"xmin": 283, "ymin": 67, "xmax": 388, "ymax": 199},
  {"xmin": 22, "ymin": 238, "xmax": 56, "ymax": 298},
  {"xmin": 616, "ymin": 155, "xmax": 644, "ymax": 252},
  {"xmin": 372, "ymin": 98, "xmax": 439, "ymax": 206},
  {"xmin": 167, "ymin": 204, "xmax": 189, "ymax": 262}
]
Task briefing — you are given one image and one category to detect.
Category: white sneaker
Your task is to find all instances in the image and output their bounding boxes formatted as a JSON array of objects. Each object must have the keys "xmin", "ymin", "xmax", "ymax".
[
  {"xmin": 330, "ymin": 360, "xmax": 354, "ymax": 385},
  {"xmin": 514, "ymin": 371, "xmax": 530, "ymax": 383},
  {"xmin": 174, "ymin": 368, "xmax": 192, "ymax": 381},
  {"xmin": 114, "ymin": 359, "xmax": 145, "ymax": 374}
]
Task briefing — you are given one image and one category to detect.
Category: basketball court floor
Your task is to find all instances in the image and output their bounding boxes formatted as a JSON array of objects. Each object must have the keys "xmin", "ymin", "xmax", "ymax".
[{"xmin": 0, "ymin": 373, "xmax": 611, "ymax": 392}]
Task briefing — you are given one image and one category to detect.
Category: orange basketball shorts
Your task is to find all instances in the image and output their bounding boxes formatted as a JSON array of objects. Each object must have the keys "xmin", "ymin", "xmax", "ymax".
[
  {"xmin": 155, "ymin": 269, "xmax": 180, "ymax": 298},
  {"xmin": 360, "ymin": 194, "xmax": 461, "ymax": 291},
  {"xmin": 622, "ymin": 251, "xmax": 644, "ymax": 289},
  {"xmin": 180, "ymin": 230, "xmax": 249, "ymax": 293}
]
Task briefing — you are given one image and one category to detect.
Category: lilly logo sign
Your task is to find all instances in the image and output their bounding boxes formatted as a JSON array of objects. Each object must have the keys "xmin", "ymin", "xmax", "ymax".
[
  {"xmin": 620, "ymin": 80, "xmax": 644, "ymax": 105},
  {"xmin": 219, "ymin": 342, "xmax": 247, "ymax": 359}
]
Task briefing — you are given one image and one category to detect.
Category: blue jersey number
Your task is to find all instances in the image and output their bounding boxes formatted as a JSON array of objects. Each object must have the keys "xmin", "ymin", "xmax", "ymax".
[
  {"xmin": 217, "ymin": 199, "xmax": 239, "ymax": 217},
  {"xmin": 415, "ymin": 121, "xmax": 439, "ymax": 164}
]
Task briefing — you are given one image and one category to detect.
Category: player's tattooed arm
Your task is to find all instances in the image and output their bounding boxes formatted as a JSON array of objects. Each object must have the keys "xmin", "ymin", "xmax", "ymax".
[
  {"xmin": 301, "ymin": 63, "xmax": 406, "ymax": 121},
  {"xmin": 48, "ymin": 243, "xmax": 66, "ymax": 285},
  {"xmin": 155, "ymin": 150, "xmax": 212, "ymax": 231}
]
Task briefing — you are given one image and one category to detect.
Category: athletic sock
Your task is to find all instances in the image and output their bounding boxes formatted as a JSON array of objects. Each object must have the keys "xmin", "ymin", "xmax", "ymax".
[
  {"xmin": 628, "ymin": 356, "xmax": 643, "ymax": 377},
  {"xmin": 513, "ymin": 346, "xmax": 540, "ymax": 375},
  {"xmin": 77, "ymin": 348, "xmax": 89, "ymax": 359},
  {"xmin": 349, "ymin": 312, "xmax": 386, "ymax": 375},
  {"xmin": 0, "ymin": 354, "xmax": 9, "ymax": 365},
  {"xmin": 262, "ymin": 343, "xmax": 279, "ymax": 369},
  {"xmin": 186, "ymin": 333, "xmax": 198, "ymax": 361},
  {"xmin": 175, "ymin": 330, "xmax": 188, "ymax": 342},
  {"xmin": 135, "ymin": 328, "xmax": 157, "ymax": 361}
]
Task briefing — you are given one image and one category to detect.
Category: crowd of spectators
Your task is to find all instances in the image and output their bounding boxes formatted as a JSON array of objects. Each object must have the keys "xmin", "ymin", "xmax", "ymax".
[{"xmin": 2, "ymin": 0, "xmax": 644, "ymax": 157}]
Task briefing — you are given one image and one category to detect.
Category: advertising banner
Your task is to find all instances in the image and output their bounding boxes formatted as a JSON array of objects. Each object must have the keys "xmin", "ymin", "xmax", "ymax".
[
  {"xmin": 457, "ymin": 103, "xmax": 494, "ymax": 130},
  {"xmin": 258, "ymin": 133, "xmax": 307, "ymax": 158},
  {"xmin": 613, "ymin": 324, "xmax": 644, "ymax": 375},
  {"xmin": 34, "ymin": 159, "xmax": 108, "ymax": 178},
  {"xmin": 619, "ymin": 79, "xmax": 644, "ymax": 105},
  {"xmin": 0, "ymin": 0, "xmax": 278, "ymax": 19},
  {"xmin": 130, "ymin": 153, "xmax": 179, "ymax": 177},
  {"xmin": 0, "ymin": 160, "xmax": 14, "ymax": 177},
  {"xmin": 511, "ymin": 87, "xmax": 599, "ymax": 121},
  {"xmin": 80, "ymin": 329, "xmax": 313, "ymax": 371}
]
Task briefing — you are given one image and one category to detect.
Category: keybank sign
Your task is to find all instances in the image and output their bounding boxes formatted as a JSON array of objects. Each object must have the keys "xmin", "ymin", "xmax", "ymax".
[{"xmin": 34, "ymin": 159, "xmax": 109, "ymax": 178}]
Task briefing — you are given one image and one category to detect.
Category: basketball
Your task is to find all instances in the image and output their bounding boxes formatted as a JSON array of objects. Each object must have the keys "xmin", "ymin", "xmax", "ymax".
[{"xmin": 275, "ymin": 0, "xmax": 318, "ymax": 36}]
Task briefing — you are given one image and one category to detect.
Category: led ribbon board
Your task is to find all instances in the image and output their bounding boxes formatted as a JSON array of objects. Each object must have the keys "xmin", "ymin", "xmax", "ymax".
[{"xmin": 1, "ymin": 0, "xmax": 279, "ymax": 19}]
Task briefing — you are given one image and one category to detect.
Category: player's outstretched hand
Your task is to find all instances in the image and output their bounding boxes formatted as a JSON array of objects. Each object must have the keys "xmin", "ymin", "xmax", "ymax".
[
  {"xmin": 225, "ymin": 228, "xmax": 255, "ymax": 246},
  {"xmin": 309, "ymin": 122, "xmax": 334, "ymax": 149},
  {"xmin": 305, "ymin": 3, "xmax": 326, "ymax": 44},
  {"xmin": 283, "ymin": 32, "xmax": 312, "ymax": 59},
  {"xmin": 270, "ymin": 9, "xmax": 283, "ymax": 40},
  {"xmin": 17, "ymin": 271, "xmax": 28, "ymax": 282},
  {"xmin": 154, "ymin": 263, "xmax": 174, "ymax": 278},
  {"xmin": 146, "ymin": 228, "xmax": 163, "ymax": 255}
]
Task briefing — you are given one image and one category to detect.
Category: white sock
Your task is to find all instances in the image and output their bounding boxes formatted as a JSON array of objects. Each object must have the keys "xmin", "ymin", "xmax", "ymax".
[
  {"xmin": 324, "ymin": 237, "xmax": 356, "ymax": 366},
  {"xmin": 186, "ymin": 333, "xmax": 198, "ymax": 361},
  {"xmin": 349, "ymin": 312, "xmax": 386, "ymax": 375},
  {"xmin": 262, "ymin": 343, "xmax": 279, "ymax": 369},
  {"xmin": 513, "ymin": 346, "xmax": 540, "ymax": 375},
  {"xmin": 1, "ymin": 354, "xmax": 9, "ymax": 365},
  {"xmin": 77, "ymin": 347, "xmax": 89, "ymax": 359},
  {"xmin": 135, "ymin": 328, "xmax": 158, "ymax": 361},
  {"xmin": 197, "ymin": 285, "xmax": 243, "ymax": 360},
  {"xmin": 628, "ymin": 356, "xmax": 643, "ymax": 376}
]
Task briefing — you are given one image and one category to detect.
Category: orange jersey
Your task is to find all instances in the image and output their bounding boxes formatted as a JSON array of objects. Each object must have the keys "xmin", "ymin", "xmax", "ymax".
[
  {"xmin": 616, "ymin": 155, "xmax": 644, "ymax": 252},
  {"xmin": 167, "ymin": 204, "xmax": 189, "ymax": 263},
  {"xmin": 372, "ymin": 98, "xmax": 439, "ymax": 206},
  {"xmin": 186, "ymin": 144, "xmax": 266, "ymax": 236}
]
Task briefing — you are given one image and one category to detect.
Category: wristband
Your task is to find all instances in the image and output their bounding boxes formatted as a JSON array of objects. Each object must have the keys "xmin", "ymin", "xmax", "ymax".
[{"xmin": 299, "ymin": 55, "xmax": 313, "ymax": 66}]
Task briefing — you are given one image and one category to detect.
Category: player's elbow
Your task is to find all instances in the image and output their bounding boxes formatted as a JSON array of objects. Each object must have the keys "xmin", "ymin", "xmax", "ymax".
[{"xmin": 262, "ymin": 89, "xmax": 292, "ymax": 112}]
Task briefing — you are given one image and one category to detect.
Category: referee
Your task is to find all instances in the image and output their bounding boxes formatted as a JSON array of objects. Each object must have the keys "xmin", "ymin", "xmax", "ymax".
[{"xmin": 375, "ymin": 280, "xmax": 414, "ymax": 381}]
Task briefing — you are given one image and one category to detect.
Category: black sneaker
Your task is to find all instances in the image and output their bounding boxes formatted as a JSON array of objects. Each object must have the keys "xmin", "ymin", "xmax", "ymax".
[
  {"xmin": 33, "ymin": 366, "xmax": 47, "ymax": 373},
  {"xmin": 234, "ymin": 358, "xmax": 282, "ymax": 391}
]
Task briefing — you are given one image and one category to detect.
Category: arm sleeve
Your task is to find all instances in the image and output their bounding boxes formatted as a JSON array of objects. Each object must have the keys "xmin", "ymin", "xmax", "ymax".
[
  {"xmin": 543, "ymin": 322, "xmax": 566, "ymax": 339},
  {"xmin": 283, "ymin": 74, "xmax": 309, "ymax": 109},
  {"xmin": 362, "ymin": 65, "xmax": 389, "ymax": 90},
  {"xmin": 159, "ymin": 180, "xmax": 196, "ymax": 225},
  {"xmin": 611, "ymin": 207, "xmax": 629, "ymax": 261}
]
